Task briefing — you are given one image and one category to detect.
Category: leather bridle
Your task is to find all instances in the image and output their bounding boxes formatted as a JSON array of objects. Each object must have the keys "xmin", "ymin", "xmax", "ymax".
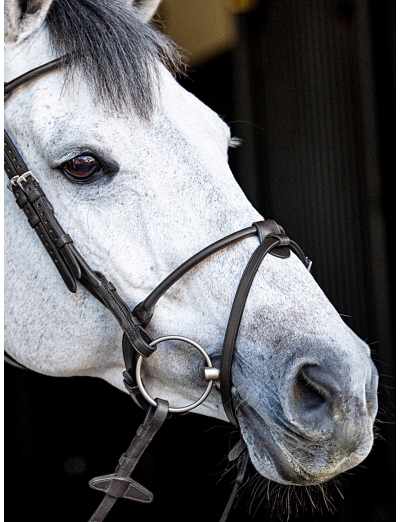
[{"xmin": 4, "ymin": 56, "xmax": 312, "ymax": 522}]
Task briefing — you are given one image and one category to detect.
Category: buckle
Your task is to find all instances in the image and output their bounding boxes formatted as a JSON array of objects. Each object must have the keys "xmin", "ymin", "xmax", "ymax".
[
  {"xmin": 16, "ymin": 171, "xmax": 40, "ymax": 189},
  {"xmin": 7, "ymin": 176, "xmax": 19, "ymax": 191},
  {"xmin": 8, "ymin": 172, "xmax": 40, "ymax": 191}
]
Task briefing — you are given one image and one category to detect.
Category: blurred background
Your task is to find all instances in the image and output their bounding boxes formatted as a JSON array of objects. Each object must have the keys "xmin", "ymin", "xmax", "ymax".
[{"xmin": 6, "ymin": 1, "xmax": 395, "ymax": 521}]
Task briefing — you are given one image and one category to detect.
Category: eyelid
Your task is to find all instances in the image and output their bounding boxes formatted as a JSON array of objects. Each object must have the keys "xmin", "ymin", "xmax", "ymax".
[
  {"xmin": 49, "ymin": 147, "xmax": 119, "ymax": 171},
  {"xmin": 54, "ymin": 152, "xmax": 119, "ymax": 174}
]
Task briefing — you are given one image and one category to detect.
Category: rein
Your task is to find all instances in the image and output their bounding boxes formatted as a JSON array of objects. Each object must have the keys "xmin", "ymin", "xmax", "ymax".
[{"xmin": 4, "ymin": 57, "xmax": 311, "ymax": 521}]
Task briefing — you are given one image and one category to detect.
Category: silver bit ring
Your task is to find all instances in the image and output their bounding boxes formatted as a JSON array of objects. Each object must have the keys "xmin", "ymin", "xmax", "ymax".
[{"xmin": 135, "ymin": 335, "xmax": 220, "ymax": 413}]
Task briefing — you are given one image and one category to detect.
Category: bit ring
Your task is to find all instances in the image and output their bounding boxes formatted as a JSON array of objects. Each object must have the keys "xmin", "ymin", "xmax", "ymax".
[{"xmin": 135, "ymin": 336, "xmax": 219, "ymax": 413}]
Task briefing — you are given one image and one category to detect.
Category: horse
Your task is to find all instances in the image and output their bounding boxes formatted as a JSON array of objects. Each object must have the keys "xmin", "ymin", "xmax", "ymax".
[{"xmin": 5, "ymin": 0, "xmax": 378, "ymax": 508}]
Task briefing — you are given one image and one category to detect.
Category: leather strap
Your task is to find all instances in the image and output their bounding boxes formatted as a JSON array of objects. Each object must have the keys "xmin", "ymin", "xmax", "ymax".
[
  {"xmin": 4, "ymin": 130, "xmax": 155, "ymax": 359},
  {"xmin": 133, "ymin": 226, "xmax": 258, "ymax": 326},
  {"xmin": 7, "ymin": 170, "xmax": 80, "ymax": 292},
  {"xmin": 4, "ymin": 56, "xmax": 67, "ymax": 100},
  {"xmin": 220, "ymin": 236, "xmax": 280, "ymax": 425},
  {"xmin": 122, "ymin": 336, "xmax": 153, "ymax": 411},
  {"xmin": 219, "ymin": 451, "xmax": 249, "ymax": 522},
  {"xmin": 4, "ymin": 129, "xmax": 30, "ymax": 178},
  {"xmin": 253, "ymin": 219, "xmax": 290, "ymax": 259},
  {"xmin": 88, "ymin": 399, "xmax": 169, "ymax": 522},
  {"xmin": 133, "ymin": 220, "xmax": 308, "ymax": 326},
  {"xmin": 4, "ymin": 352, "xmax": 27, "ymax": 370},
  {"xmin": 220, "ymin": 224, "xmax": 309, "ymax": 426}
]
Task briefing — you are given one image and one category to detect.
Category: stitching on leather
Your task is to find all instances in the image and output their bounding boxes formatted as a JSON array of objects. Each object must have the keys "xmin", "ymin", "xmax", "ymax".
[
  {"xmin": 92, "ymin": 290, "xmax": 151, "ymax": 357},
  {"xmin": 127, "ymin": 417, "xmax": 162, "ymax": 459},
  {"xmin": 101, "ymin": 282, "xmax": 136, "ymax": 331},
  {"xmin": 96, "ymin": 280, "xmax": 152, "ymax": 356},
  {"xmin": 124, "ymin": 482, "xmax": 150, "ymax": 500}
]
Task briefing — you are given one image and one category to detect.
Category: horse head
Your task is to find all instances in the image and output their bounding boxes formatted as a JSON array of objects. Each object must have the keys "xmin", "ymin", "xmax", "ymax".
[{"xmin": 5, "ymin": 0, "xmax": 378, "ymax": 487}]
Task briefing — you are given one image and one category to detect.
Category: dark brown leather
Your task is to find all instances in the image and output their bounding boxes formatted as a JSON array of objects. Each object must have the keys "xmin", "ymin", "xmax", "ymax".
[
  {"xmin": 16, "ymin": 175, "xmax": 81, "ymax": 277},
  {"xmin": 253, "ymin": 218, "xmax": 283, "ymax": 240},
  {"xmin": 219, "ymin": 452, "xmax": 249, "ymax": 522},
  {"xmin": 122, "ymin": 338, "xmax": 152, "ymax": 411},
  {"xmin": 88, "ymin": 399, "xmax": 169, "ymax": 522},
  {"xmin": 133, "ymin": 226, "xmax": 258, "ymax": 326},
  {"xmin": 4, "ymin": 129, "xmax": 28, "ymax": 178},
  {"xmin": 88, "ymin": 271, "xmax": 156, "ymax": 358},
  {"xmin": 220, "ymin": 236, "xmax": 281, "ymax": 425},
  {"xmin": 253, "ymin": 219, "xmax": 291, "ymax": 259},
  {"xmin": 8, "ymin": 175, "xmax": 78, "ymax": 292},
  {"xmin": 4, "ymin": 56, "xmax": 67, "ymax": 100},
  {"xmin": 220, "ymin": 228, "xmax": 309, "ymax": 426}
]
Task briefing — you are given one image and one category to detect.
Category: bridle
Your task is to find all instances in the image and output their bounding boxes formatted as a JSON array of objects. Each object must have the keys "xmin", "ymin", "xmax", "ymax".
[{"xmin": 5, "ymin": 56, "xmax": 312, "ymax": 522}]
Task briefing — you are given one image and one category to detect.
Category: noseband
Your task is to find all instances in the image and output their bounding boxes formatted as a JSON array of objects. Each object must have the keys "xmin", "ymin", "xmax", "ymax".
[{"xmin": 5, "ymin": 57, "xmax": 312, "ymax": 522}]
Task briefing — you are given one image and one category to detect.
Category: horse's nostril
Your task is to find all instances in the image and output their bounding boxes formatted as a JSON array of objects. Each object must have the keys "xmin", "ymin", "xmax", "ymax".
[
  {"xmin": 289, "ymin": 364, "xmax": 343, "ymax": 434},
  {"xmin": 301, "ymin": 365, "xmax": 342, "ymax": 402},
  {"xmin": 293, "ymin": 371, "xmax": 326, "ymax": 409}
]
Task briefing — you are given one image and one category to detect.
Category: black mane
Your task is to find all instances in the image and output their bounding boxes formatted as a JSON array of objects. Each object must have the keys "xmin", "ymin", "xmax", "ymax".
[{"xmin": 45, "ymin": 0, "xmax": 182, "ymax": 117}]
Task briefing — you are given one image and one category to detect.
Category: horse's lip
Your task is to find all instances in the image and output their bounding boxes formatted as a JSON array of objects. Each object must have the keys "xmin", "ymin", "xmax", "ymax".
[{"xmin": 236, "ymin": 400, "xmax": 319, "ymax": 485}]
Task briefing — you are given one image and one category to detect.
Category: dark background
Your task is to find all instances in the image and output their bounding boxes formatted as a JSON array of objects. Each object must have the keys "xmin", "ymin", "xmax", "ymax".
[{"xmin": 6, "ymin": 1, "xmax": 395, "ymax": 521}]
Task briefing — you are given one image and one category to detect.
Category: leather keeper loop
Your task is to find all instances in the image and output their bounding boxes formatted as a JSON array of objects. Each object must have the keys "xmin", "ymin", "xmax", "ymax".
[
  {"xmin": 28, "ymin": 214, "xmax": 40, "ymax": 228},
  {"xmin": 122, "ymin": 370, "xmax": 137, "ymax": 392},
  {"xmin": 253, "ymin": 219, "xmax": 284, "ymax": 243},
  {"xmin": 55, "ymin": 234, "xmax": 73, "ymax": 249},
  {"xmin": 268, "ymin": 234, "xmax": 290, "ymax": 246},
  {"xmin": 15, "ymin": 192, "xmax": 28, "ymax": 208}
]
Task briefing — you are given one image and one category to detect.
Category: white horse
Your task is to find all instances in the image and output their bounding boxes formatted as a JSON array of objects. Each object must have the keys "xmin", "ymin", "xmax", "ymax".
[{"xmin": 5, "ymin": 0, "xmax": 378, "ymax": 488}]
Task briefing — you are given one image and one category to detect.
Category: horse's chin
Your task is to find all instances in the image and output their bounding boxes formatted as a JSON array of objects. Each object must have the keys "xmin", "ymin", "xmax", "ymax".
[{"xmin": 237, "ymin": 400, "xmax": 349, "ymax": 486}]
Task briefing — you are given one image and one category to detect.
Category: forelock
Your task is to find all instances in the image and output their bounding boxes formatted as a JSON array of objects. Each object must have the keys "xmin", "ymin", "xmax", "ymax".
[{"xmin": 45, "ymin": 0, "xmax": 183, "ymax": 118}]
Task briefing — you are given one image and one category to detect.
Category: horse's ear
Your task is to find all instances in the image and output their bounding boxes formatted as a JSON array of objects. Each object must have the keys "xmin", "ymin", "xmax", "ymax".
[
  {"xmin": 5, "ymin": 0, "xmax": 54, "ymax": 42},
  {"xmin": 131, "ymin": 0, "xmax": 162, "ymax": 23}
]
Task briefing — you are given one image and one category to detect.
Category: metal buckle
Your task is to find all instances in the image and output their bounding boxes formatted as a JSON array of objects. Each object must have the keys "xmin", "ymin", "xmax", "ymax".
[
  {"xmin": 16, "ymin": 171, "xmax": 40, "ymax": 189},
  {"xmin": 7, "ymin": 171, "xmax": 40, "ymax": 191},
  {"xmin": 7, "ymin": 176, "xmax": 20, "ymax": 191},
  {"xmin": 307, "ymin": 258, "xmax": 313, "ymax": 272}
]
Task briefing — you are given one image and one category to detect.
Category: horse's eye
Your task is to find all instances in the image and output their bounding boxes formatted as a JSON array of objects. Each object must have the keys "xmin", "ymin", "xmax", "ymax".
[{"xmin": 63, "ymin": 155, "xmax": 104, "ymax": 181}]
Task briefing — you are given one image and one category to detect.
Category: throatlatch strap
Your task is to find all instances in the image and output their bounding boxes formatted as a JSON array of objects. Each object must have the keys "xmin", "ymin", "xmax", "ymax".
[{"xmin": 88, "ymin": 399, "xmax": 169, "ymax": 522}]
